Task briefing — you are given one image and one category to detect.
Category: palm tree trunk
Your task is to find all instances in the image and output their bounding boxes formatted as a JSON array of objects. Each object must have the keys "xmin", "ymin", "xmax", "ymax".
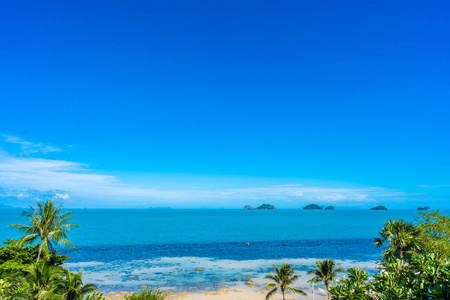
[
  {"xmin": 37, "ymin": 236, "xmax": 47, "ymax": 262},
  {"xmin": 36, "ymin": 244, "xmax": 43, "ymax": 262},
  {"xmin": 399, "ymin": 247, "xmax": 403, "ymax": 258},
  {"xmin": 326, "ymin": 283, "xmax": 331, "ymax": 300},
  {"xmin": 282, "ymin": 288, "xmax": 285, "ymax": 300}
]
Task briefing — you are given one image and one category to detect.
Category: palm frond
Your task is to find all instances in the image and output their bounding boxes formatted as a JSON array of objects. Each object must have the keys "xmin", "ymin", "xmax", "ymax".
[
  {"xmin": 16, "ymin": 234, "xmax": 39, "ymax": 247},
  {"xmin": 265, "ymin": 288, "xmax": 278, "ymax": 300},
  {"xmin": 286, "ymin": 286, "xmax": 307, "ymax": 296}
]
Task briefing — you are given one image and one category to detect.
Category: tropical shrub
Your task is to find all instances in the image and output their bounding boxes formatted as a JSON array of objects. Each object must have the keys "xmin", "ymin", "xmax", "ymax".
[
  {"xmin": 330, "ymin": 211, "xmax": 450, "ymax": 299},
  {"xmin": 330, "ymin": 252, "xmax": 450, "ymax": 299},
  {"xmin": 0, "ymin": 239, "xmax": 69, "ymax": 275},
  {"xmin": 84, "ymin": 291, "xmax": 106, "ymax": 300},
  {"xmin": 416, "ymin": 210, "xmax": 450, "ymax": 258},
  {"xmin": 1, "ymin": 201, "xmax": 101, "ymax": 300},
  {"xmin": 329, "ymin": 267, "xmax": 371, "ymax": 300},
  {"xmin": 60, "ymin": 268, "xmax": 98, "ymax": 300},
  {"xmin": 124, "ymin": 288, "xmax": 167, "ymax": 300},
  {"xmin": 0, "ymin": 279, "xmax": 12, "ymax": 300}
]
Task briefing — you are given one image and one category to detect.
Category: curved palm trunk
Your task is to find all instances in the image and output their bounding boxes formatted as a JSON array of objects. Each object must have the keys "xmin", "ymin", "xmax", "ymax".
[
  {"xmin": 325, "ymin": 282, "xmax": 331, "ymax": 300},
  {"xmin": 36, "ymin": 235, "xmax": 47, "ymax": 262},
  {"xmin": 281, "ymin": 287, "xmax": 285, "ymax": 300},
  {"xmin": 36, "ymin": 243, "xmax": 43, "ymax": 262}
]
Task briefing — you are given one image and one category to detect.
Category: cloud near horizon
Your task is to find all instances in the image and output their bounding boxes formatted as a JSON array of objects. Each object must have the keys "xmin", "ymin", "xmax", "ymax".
[{"xmin": 0, "ymin": 145, "xmax": 424, "ymax": 208}]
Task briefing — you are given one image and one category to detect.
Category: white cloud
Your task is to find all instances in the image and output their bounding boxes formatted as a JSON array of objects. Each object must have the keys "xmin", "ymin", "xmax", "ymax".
[
  {"xmin": 0, "ymin": 145, "xmax": 421, "ymax": 208},
  {"xmin": 1, "ymin": 134, "xmax": 63, "ymax": 155},
  {"xmin": 55, "ymin": 193, "xmax": 70, "ymax": 200}
]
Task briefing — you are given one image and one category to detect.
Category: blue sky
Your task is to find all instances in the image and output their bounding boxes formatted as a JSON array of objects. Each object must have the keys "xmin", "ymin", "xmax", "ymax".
[{"xmin": 0, "ymin": 0, "xmax": 449, "ymax": 208}]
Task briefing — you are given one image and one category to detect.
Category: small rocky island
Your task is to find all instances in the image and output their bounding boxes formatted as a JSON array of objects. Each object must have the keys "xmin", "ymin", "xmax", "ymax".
[
  {"xmin": 303, "ymin": 204, "xmax": 323, "ymax": 210},
  {"xmin": 417, "ymin": 206, "xmax": 431, "ymax": 211},
  {"xmin": 325, "ymin": 206, "xmax": 335, "ymax": 210},
  {"xmin": 370, "ymin": 205, "xmax": 388, "ymax": 210},
  {"xmin": 244, "ymin": 204, "xmax": 276, "ymax": 210},
  {"xmin": 0, "ymin": 203, "xmax": 14, "ymax": 210}
]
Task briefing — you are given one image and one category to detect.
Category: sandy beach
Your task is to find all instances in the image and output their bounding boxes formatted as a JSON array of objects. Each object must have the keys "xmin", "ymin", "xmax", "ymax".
[{"xmin": 105, "ymin": 288, "xmax": 325, "ymax": 300}]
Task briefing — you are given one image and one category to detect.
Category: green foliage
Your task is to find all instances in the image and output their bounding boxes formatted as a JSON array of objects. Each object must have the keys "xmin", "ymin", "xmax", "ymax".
[
  {"xmin": 0, "ymin": 270, "xmax": 28, "ymax": 300},
  {"xmin": 21, "ymin": 262, "xmax": 65, "ymax": 299},
  {"xmin": 264, "ymin": 263, "xmax": 306, "ymax": 300},
  {"xmin": 373, "ymin": 219, "xmax": 421, "ymax": 260},
  {"xmin": 9, "ymin": 199, "xmax": 79, "ymax": 262},
  {"xmin": 416, "ymin": 209, "xmax": 450, "ymax": 257},
  {"xmin": 370, "ymin": 253, "xmax": 450, "ymax": 299},
  {"xmin": 0, "ymin": 279, "xmax": 12, "ymax": 300},
  {"xmin": 0, "ymin": 200, "xmax": 100, "ymax": 300},
  {"xmin": 124, "ymin": 288, "xmax": 167, "ymax": 300},
  {"xmin": 329, "ymin": 267, "xmax": 371, "ymax": 300},
  {"xmin": 0, "ymin": 239, "xmax": 69, "ymax": 276},
  {"xmin": 60, "ymin": 268, "xmax": 98, "ymax": 300},
  {"xmin": 330, "ymin": 250, "xmax": 450, "ymax": 299},
  {"xmin": 84, "ymin": 291, "xmax": 106, "ymax": 300},
  {"xmin": 0, "ymin": 262, "xmax": 102, "ymax": 300},
  {"xmin": 307, "ymin": 259, "xmax": 343, "ymax": 300},
  {"xmin": 330, "ymin": 211, "xmax": 450, "ymax": 299},
  {"xmin": 427, "ymin": 284, "xmax": 450, "ymax": 299}
]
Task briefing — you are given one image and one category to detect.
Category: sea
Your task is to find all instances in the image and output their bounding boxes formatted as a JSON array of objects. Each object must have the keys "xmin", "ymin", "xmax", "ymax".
[{"xmin": 0, "ymin": 208, "xmax": 437, "ymax": 293}]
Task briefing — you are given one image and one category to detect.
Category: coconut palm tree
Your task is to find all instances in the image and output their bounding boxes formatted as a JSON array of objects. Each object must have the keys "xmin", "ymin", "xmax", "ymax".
[
  {"xmin": 61, "ymin": 268, "xmax": 98, "ymax": 300},
  {"xmin": 307, "ymin": 259, "xmax": 343, "ymax": 300},
  {"xmin": 329, "ymin": 267, "xmax": 371, "ymax": 300},
  {"xmin": 265, "ymin": 263, "xmax": 307, "ymax": 300},
  {"xmin": 22, "ymin": 262, "xmax": 64, "ymax": 300},
  {"xmin": 84, "ymin": 292, "xmax": 106, "ymax": 300},
  {"xmin": 9, "ymin": 199, "xmax": 79, "ymax": 262},
  {"xmin": 373, "ymin": 219, "xmax": 421, "ymax": 260}
]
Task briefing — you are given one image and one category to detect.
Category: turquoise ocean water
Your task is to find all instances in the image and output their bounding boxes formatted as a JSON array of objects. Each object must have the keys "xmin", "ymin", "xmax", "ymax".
[{"xmin": 0, "ymin": 209, "xmax": 438, "ymax": 292}]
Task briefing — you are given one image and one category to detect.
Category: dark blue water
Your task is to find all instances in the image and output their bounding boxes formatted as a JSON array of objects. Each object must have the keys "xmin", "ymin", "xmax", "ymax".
[{"xmin": 67, "ymin": 238, "xmax": 380, "ymax": 262}]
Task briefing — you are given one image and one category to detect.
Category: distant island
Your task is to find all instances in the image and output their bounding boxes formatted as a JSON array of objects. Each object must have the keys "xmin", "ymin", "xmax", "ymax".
[
  {"xmin": 0, "ymin": 203, "xmax": 15, "ymax": 210},
  {"xmin": 244, "ymin": 204, "xmax": 276, "ymax": 210},
  {"xmin": 370, "ymin": 205, "xmax": 388, "ymax": 210},
  {"xmin": 303, "ymin": 204, "xmax": 323, "ymax": 210},
  {"xmin": 147, "ymin": 207, "xmax": 173, "ymax": 210},
  {"xmin": 325, "ymin": 206, "xmax": 335, "ymax": 210},
  {"xmin": 417, "ymin": 206, "xmax": 431, "ymax": 211}
]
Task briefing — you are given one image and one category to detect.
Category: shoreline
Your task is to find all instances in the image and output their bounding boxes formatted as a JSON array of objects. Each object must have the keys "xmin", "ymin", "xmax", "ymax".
[{"xmin": 105, "ymin": 287, "xmax": 325, "ymax": 300}]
